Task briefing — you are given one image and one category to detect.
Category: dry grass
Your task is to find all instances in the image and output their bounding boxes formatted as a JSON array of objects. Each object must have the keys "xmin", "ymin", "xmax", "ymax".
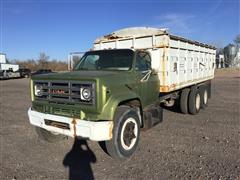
[
  {"xmin": 216, "ymin": 67, "xmax": 240, "ymax": 73},
  {"xmin": 15, "ymin": 60, "xmax": 68, "ymax": 72},
  {"xmin": 215, "ymin": 67, "xmax": 240, "ymax": 77}
]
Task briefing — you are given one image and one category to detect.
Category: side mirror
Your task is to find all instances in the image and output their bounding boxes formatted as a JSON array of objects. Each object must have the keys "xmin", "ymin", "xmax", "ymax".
[{"xmin": 140, "ymin": 70, "xmax": 152, "ymax": 82}]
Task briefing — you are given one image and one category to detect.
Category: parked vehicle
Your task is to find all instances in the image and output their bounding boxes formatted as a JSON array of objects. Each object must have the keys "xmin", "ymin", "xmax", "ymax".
[
  {"xmin": 0, "ymin": 53, "xmax": 21, "ymax": 79},
  {"xmin": 0, "ymin": 69, "xmax": 20, "ymax": 79},
  {"xmin": 0, "ymin": 63, "xmax": 19, "ymax": 72},
  {"xmin": 0, "ymin": 70, "xmax": 6, "ymax": 79},
  {"xmin": 31, "ymin": 69, "xmax": 53, "ymax": 76},
  {"xmin": 28, "ymin": 27, "xmax": 216, "ymax": 159},
  {"xmin": 18, "ymin": 68, "xmax": 31, "ymax": 78}
]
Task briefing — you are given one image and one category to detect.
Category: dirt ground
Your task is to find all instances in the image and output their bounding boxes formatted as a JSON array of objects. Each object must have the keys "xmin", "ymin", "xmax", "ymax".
[{"xmin": 0, "ymin": 69, "xmax": 239, "ymax": 180}]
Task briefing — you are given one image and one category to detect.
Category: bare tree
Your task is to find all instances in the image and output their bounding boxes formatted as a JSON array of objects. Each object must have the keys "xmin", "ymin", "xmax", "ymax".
[
  {"xmin": 11, "ymin": 52, "xmax": 68, "ymax": 71},
  {"xmin": 38, "ymin": 52, "xmax": 49, "ymax": 69},
  {"xmin": 234, "ymin": 34, "xmax": 240, "ymax": 47}
]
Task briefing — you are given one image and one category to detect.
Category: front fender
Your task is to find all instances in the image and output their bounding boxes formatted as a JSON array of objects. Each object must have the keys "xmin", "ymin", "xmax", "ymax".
[{"xmin": 98, "ymin": 91, "xmax": 141, "ymax": 121}]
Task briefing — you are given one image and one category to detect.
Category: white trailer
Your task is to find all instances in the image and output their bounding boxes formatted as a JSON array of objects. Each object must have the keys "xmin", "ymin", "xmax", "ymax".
[
  {"xmin": 93, "ymin": 27, "xmax": 216, "ymax": 93},
  {"xmin": 0, "ymin": 54, "xmax": 20, "ymax": 79},
  {"xmin": 0, "ymin": 63, "xmax": 19, "ymax": 72},
  {"xmin": 0, "ymin": 53, "xmax": 6, "ymax": 64}
]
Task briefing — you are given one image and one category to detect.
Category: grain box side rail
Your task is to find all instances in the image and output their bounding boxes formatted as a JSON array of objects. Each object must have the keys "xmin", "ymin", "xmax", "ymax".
[{"xmin": 93, "ymin": 28, "xmax": 216, "ymax": 93}]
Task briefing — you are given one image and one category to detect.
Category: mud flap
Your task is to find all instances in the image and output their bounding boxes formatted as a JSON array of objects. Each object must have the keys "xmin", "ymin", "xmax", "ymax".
[{"xmin": 142, "ymin": 105, "xmax": 163, "ymax": 130}]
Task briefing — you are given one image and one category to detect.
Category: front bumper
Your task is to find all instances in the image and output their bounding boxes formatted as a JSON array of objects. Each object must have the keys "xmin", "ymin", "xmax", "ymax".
[{"xmin": 28, "ymin": 108, "xmax": 113, "ymax": 141}]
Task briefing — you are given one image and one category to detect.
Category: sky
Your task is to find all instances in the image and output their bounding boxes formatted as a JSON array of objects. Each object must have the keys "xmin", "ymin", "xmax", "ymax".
[{"xmin": 0, "ymin": 0, "xmax": 239, "ymax": 61}]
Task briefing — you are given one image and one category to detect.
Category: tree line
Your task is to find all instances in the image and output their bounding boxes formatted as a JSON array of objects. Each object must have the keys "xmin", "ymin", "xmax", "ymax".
[{"xmin": 12, "ymin": 52, "xmax": 68, "ymax": 72}]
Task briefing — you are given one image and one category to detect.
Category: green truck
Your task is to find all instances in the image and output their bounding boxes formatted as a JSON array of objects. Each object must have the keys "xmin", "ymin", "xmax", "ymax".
[{"xmin": 28, "ymin": 27, "xmax": 215, "ymax": 159}]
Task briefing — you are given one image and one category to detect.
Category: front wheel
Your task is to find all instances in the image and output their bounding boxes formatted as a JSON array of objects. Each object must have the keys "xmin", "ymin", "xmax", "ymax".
[{"xmin": 105, "ymin": 106, "xmax": 140, "ymax": 160}]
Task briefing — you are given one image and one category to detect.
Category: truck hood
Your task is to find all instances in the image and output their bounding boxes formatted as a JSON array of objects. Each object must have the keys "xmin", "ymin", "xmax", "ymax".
[{"xmin": 31, "ymin": 70, "xmax": 125, "ymax": 81}]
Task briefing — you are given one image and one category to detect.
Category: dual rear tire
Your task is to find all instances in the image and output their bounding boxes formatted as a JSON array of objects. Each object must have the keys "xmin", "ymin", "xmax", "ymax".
[
  {"xmin": 188, "ymin": 87, "xmax": 201, "ymax": 115},
  {"xmin": 180, "ymin": 84, "xmax": 209, "ymax": 115},
  {"xmin": 200, "ymin": 85, "xmax": 208, "ymax": 109}
]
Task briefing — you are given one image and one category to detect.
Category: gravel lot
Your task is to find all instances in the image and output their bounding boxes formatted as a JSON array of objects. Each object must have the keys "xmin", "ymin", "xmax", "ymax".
[{"xmin": 0, "ymin": 69, "xmax": 239, "ymax": 180}]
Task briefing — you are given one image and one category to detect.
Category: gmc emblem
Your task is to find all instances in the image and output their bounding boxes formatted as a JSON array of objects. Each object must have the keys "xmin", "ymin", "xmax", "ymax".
[{"xmin": 52, "ymin": 89, "xmax": 66, "ymax": 94}]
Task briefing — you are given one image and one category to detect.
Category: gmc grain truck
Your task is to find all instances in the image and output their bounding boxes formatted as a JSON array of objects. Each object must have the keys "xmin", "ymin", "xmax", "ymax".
[{"xmin": 28, "ymin": 27, "xmax": 216, "ymax": 159}]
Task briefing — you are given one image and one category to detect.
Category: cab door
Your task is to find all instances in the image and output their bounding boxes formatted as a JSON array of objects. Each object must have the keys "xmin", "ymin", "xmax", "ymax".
[{"xmin": 134, "ymin": 51, "xmax": 160, "ymax": 107}]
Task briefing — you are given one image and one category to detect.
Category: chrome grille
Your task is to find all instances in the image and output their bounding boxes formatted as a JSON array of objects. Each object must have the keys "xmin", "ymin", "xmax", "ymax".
[{"xmin": 33, "ymin": 80, "xmax": 95, "ymax": 104}]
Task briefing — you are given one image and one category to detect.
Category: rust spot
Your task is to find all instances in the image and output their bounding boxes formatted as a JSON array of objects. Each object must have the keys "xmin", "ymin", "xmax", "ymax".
[
  {"xmin": 162, "ymin": 46, "xmax": 167, "ymax": 88},
  {"xmin": 160, "ymin": 75, "xmax": 214, "ymax": 93},
  {"xmin": 170, "ymin": 84, "xmax": 177, "ymax": 89},
  {"xmin": 72, "ymin": 118, "xmax": 77, "ymax": 137},
  {"xmin": 109, "ymin": 122, "xmax": 114, "ymax": 139},
  {"xmin": 155, "ymin": 45, "xmax": 169, "ymax": 48},
  {"xmin": 160, "ymin": 86, "xmax": 169, "ymax": 92},
  {"xmin": 103, "ymin": 34, "xmax": 120, "ymax": 40}
]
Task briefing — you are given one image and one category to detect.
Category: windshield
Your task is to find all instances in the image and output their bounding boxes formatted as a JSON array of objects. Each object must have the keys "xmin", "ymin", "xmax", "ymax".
[{"xmin": 74, "ymin": 49, "xmax": 134, "ymax": 71}]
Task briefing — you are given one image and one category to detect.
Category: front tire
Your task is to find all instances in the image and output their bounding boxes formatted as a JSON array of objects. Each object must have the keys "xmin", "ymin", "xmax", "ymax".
[
  {"xmin": 35, "ymin": 127, "xmax": 66, "ymax": 143},
  {"xmin": 105, "ymin": 106, "xmax": 140, "ymax": 160}
]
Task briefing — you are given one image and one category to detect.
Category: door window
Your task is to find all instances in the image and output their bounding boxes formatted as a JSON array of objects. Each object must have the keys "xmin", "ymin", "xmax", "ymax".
[{"xmin": 135, "ymin": 52, "xmax": 151, "ymax": 71}]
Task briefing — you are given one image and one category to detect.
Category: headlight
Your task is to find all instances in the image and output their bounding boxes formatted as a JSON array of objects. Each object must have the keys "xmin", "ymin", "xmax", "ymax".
[
  {"xmin": 34, "ymin": 84, "xmax": 43, "ymax": 96},
  {"xmin": 81, "ymin": 87, "xmax": 92, "ymax": 101}
]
